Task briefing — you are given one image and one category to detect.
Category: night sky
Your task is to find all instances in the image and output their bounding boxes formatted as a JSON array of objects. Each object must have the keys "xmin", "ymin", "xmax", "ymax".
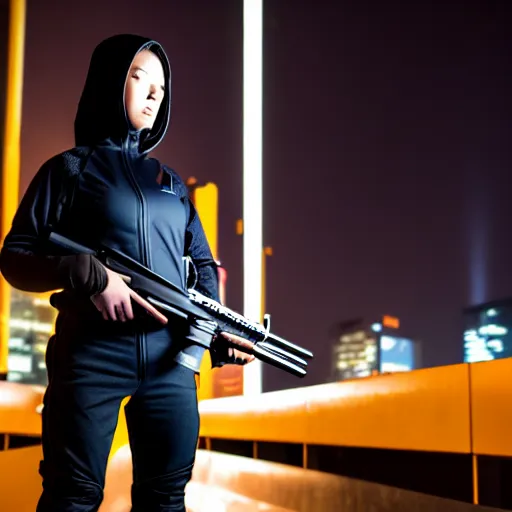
[{"xmin": 18, "ymin": 0, "xmax": 512, "ymax": 391}]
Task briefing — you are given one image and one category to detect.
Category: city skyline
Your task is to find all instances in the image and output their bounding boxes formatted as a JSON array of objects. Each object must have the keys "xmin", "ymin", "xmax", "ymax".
[{"xmin": 10, "ymin": 0, "xmax": 512, "ymax": 391}]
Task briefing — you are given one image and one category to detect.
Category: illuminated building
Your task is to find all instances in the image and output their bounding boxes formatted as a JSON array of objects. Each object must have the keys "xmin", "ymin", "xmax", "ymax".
[
  {"xmin": 331, "ymin": 316, "xmax": 421, "ymax": 381},
  {"xmin": 7, "ymin": 289, "xmax": 55, "ymax": 385},
  {"xmin": 463, "ymin": 297, "xmax": 512, "ymax": 363}
]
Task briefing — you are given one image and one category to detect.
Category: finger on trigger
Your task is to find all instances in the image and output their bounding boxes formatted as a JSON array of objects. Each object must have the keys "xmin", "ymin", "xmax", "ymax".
[
  {"xmin": 222, "ymin": 332, "xmax": 254, "ymax": 352},
  {"xmin": 149, "ymin": 306, "xmax": 168, "ymax": 324},
  {"xmin": 129, "ymin": 290, "xmax": 167, "ymax": 324}
]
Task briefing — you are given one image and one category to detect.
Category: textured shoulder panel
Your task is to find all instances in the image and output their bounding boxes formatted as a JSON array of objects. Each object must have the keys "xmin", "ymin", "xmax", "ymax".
[
  {"xmin": 52, "ymin": 146, "xmax": 91, "ymax": 176},
  {"xmin": 161, "ymin": 163, "xmax": 189, "ymax": 198},
  {"xmin": 35, "ymin": 146, "xmax": 92, "ymax": 183},
  {"xmin": 35, "ymin": 147, "xmax": 92, "ymax": 227}
]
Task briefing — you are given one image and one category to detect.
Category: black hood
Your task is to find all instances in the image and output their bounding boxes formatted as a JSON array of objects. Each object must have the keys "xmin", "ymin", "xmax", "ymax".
[{"xmin": 74, "ymin": 34, "xmax": 171, "ymax": 154}]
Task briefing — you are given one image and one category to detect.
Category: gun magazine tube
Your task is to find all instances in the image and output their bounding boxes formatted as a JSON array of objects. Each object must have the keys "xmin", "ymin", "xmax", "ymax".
[
  {"xmin": 253, "ymin": 344, "xmax": 307, "ymax": 378},
  {"xmin": 266, "ymin": 333, "xmax": 313, "ymax": 359},
  {"xmin": 257, "ymin": 341, "xmax": 308, "ymax": 369}
]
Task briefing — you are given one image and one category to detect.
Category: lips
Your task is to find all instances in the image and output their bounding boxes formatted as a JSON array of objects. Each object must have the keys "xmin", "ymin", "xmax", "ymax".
[{"xmin": 143, "ymin": 106, "xmax": 154, "ymax": 116}]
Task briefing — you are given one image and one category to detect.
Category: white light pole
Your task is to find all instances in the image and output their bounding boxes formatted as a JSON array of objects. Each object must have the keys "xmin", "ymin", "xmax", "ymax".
[{"xmin": 243, "ymin": 0, "xmax": 263, "ymax": 395}]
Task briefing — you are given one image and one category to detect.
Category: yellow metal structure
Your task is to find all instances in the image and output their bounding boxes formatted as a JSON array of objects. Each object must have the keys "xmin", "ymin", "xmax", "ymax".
[
  {"xmin": 0, "ymin": 382, "xmax": 44, "ymax": 436},
  {"xmin": 470, "ymin": 357, "xmax": 512, "ymax": 457},
  {"xmin": 199, "ymin": 384, "xmax": 310, "ymax": 444},
  {"xmin": 236, "ymin": 218, "xmax": 243, "ymax": 235},
  {"xmin": 0, "ymin": 0, "xmax": 26, "ymax": 375},
  {"xmin": 189, "ymin": 182, "xmax": 218, "ymax": 401},
  {"xmin": 108, "ymin": 397, "xmax": 130, "ymax": 460},
  {"xmin": 193, "ymin": 183, "xmax": 218, "ymax": 260},
  {"xmin": 305, "ymin": 364, "xmax": 471, "ymax": 453},
  {"xmin": 0, "ymin": 382, "xmax": 44, "ymax": 511},
  {"xmin": 0, "ymin": 446, "xmax": 42, "ymax": 512},
  {"xmin": 198, "ymin": 363, "xmax": 472, "ymax": 453}
]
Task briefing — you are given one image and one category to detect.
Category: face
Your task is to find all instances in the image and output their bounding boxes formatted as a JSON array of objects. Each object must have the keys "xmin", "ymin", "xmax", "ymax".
[{"xmin": 125, "ymin": 49, "xmax": 166, "ymax": 131}]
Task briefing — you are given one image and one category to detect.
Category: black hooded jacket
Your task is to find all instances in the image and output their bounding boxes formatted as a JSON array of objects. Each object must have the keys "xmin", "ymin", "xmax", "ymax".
[{"xmin": 0, "ymin": 34, "xmax": 224, "ymax": 364}]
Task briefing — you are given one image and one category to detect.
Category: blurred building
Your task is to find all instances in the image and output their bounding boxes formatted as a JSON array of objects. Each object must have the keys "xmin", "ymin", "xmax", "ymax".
[
  {"xmin": 7, "ymin": 289, "xmax": 56, "ymax": 385},
  {"xmin": 463, "ymin": 297, "xmax": 512, "ymax": 363},
  {"xmin": 330, "ymin": 315, "xmax": 421, "ymax": 382}
]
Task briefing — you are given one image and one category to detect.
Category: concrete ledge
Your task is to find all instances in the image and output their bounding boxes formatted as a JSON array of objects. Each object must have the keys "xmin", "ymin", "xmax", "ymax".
[
  {"xmin": 1, "ymin": 444, "xmax": 506, "ymax": 512},
  {"xmin": 192, "ymin": 450, "xmax": 506, "ymax": 512},
  {"xmin": 186, "ymin": 482, "xmax": 295, "ymax": 512},
  {"xmin": 100, "ymin": 445, "xmax": 293, "ymax": 512}
]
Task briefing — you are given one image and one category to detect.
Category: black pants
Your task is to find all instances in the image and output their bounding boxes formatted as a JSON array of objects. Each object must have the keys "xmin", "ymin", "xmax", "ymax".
[{"xmin": 36, "ymin": 311, "xmax": 200, "ymax": 512}]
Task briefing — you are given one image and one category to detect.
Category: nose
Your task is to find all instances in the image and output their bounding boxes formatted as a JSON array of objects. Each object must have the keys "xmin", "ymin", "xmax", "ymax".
[{"xmin": 148, "ymin": 84, "xmax": 163, "ymax": 102}]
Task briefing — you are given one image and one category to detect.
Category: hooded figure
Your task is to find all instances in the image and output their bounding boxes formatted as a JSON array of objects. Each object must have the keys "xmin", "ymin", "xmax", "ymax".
[{"xmin": 0, "ymin": 34, "xmax": 250, "ymax": 512}]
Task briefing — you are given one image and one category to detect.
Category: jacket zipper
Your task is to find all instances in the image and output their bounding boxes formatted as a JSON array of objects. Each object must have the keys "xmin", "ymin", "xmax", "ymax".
[{"xmin": 122, "ymin": 141, "xmax": 149, "ymax": 381}]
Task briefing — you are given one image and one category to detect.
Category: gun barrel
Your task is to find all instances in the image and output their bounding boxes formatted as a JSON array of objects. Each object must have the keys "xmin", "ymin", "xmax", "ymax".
[
  {"xmin": 265, "ymin": 333, "xmax": 313, "ymax": 360},
  {"xmin": 253, "ymin": 344, "xmax": 307, "ymax": 378},
  {"xmin": 257, "ymin": 341, "xmax": 308, "ymax": 369}
]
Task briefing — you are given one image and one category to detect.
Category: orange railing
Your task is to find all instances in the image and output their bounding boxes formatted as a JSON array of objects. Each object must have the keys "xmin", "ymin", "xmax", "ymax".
[
  {"xmin": 199, "ymin": 363, "xmax": 472, "ymax": 454},
  {"xmin": 197, "ymin": 358, "xmax": 512, "ymax": 506},
  {"xmin": 2, "ymin": 357, "xmax": 512, "ymax": 508}
]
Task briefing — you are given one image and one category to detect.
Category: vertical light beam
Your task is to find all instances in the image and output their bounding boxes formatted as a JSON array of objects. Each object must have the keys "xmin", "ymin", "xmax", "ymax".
[
  {"xmin": 243, "ymin": 0, "xmax": 263, "ymax": 395},
  {"xmin": 0, "ymin": 0, "xmax": 26, "ymax": 376}
]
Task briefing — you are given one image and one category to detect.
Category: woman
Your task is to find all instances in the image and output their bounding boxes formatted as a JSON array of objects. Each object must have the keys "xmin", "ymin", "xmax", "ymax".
[{"xmin": 0, "ymin": 34, "xmax": 253, "ymax": 511}]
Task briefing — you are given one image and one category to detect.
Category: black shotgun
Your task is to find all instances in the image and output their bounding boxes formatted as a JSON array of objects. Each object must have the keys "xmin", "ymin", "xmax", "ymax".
[{"xmin": 47, "ymin": 232, "xmax": 313, "ymax": 378}]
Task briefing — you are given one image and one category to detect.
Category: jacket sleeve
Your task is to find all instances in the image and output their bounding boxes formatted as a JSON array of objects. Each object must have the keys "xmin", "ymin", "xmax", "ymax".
[
  {"xmin": 173, "ymin": 172, "xmax": 235, "ymax": 368},
  {"xmin": 0, "ymin": 154, "xmax": 107, "ymax": 295},
  {"xmin": 183, "ymin": 197, "xmax": 220, "ymax": 301},
  {"xmin": 183, "ymin": 196, "xmax": 235, "ymax": 368}
]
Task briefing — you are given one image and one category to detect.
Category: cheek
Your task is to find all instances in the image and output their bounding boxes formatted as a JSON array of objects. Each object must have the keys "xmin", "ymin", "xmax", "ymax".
[
  {"xmin": 124, "ymin": 84, "xmax": 134, "ymax": 110},
  {"xmin": 156, "ymin": 93, "xmax": 166, "ymax": 110},
  {"xmin": 125, "ymin": 85, "xmax": 143, "ymax": 113}
]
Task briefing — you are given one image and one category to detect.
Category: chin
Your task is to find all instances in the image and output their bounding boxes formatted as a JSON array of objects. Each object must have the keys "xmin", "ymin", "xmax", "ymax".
[
  {"xmin": 143, "ymin": 119, "xmax": 155, "ymax": 130},
  {"xmin": 130, "ymin": 116, "xmax": 154, "ymax": 132},
  {"xmin": 134, "ymin": 123, "xmax": 153, "ymax": 132}
]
